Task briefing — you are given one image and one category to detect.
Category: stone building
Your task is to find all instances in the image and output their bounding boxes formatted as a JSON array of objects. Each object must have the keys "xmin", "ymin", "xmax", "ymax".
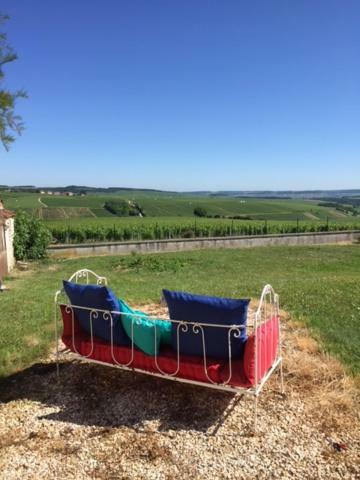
[{"xmin": 0, "ymin": 199, "xmax": 15, "ymax": 279}]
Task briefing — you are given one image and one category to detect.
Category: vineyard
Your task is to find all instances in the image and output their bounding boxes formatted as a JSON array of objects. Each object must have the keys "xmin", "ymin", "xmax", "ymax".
[
  {"xmin": 48, "ymin": 217, "xmax": 360, "ymax": 243},
  {"xmin": 1, "ymin": 192, "xmax": 353, "ymax": 220},
  {"xmin": 3, "ymin": 191, "xmax": 360, "ymax": 244}
]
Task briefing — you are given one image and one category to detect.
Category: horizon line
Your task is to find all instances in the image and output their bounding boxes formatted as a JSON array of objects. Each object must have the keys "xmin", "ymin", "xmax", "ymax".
[{"xmin": 1, "ymin": 185, "xmax": 360, "ymax": 194}]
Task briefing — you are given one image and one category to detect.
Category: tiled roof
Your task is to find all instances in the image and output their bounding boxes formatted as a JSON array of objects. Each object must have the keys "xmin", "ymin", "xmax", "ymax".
[{"xmin": 0, "ymin": 209, "xmax": 15, "ymax": 219}]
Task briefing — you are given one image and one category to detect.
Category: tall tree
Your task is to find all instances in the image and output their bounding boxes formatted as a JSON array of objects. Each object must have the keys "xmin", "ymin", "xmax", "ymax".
[{"xmin": 0, "ymin": 13, "xmax": 26, "ymax": 151}]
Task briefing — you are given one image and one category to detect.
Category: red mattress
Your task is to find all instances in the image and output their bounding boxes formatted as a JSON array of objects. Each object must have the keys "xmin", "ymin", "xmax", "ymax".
[{"xmin": 60, "ymin": 305, "xmax": 279, "ymax": 388}]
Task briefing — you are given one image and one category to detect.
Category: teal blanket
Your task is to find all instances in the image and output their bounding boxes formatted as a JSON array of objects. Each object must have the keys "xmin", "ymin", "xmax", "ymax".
[{"xmin": 118, "ymin": 299, "xmax": 172, "ymax": 356}]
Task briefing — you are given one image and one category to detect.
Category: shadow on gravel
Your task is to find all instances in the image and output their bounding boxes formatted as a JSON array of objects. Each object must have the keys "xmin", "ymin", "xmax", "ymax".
[{"xmin": 0, "ymin": 361, "xmax": 243, "ymax": 434}]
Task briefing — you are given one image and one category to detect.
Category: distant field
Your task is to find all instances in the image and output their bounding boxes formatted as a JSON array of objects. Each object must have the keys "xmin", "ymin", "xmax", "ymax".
[
  {"xmin": 0, "ymin": 192, "xmax": 41, "ymax": 210},
  {"xmin": 1, "ymin": 191, "xmax": 357, "ymax": 221},
  {"xmin": 2, "ymin": 191, "xmax": 360, "ymax": 243},
  {"xmin": 41, "ymin": 195, "xmax": 343, "ymax": 219}
]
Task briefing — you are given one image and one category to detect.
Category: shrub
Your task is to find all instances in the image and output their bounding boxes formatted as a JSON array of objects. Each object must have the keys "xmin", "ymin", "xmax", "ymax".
[
  {"xmin": 13, "ymin": 211, "xmax": 52, "ymax": 260},
  {"xmin": 182, "ymin": 229, "xmax": 195, "ymax": 238},
  {"xmin": 104, "ymin": 199, "xmax": 144, "ymax": 217},
  {"xmin": 193, "ymin": 207, "xmax": 207, "ymax": 217},
  {"xmin": 104, "ymin": 199, "xmax": 130, "ymax": 216}
]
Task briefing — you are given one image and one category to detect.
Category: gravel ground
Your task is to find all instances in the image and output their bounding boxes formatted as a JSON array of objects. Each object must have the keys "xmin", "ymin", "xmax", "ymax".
[{"xmin": 0, "ymin": 305, "xmax": 359, "ymax": 480}]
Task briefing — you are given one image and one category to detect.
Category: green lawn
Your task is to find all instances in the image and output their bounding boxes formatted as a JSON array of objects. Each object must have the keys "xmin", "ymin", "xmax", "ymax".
[{"xmin": 1, "ymin": 245, "xmax": 359, "ymax": 378}]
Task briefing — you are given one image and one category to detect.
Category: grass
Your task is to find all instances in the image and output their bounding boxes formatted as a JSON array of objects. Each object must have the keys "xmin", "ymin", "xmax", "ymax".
[{"xmin": 1, "ymin": 244, "xmax": 360, "ymax": 378}]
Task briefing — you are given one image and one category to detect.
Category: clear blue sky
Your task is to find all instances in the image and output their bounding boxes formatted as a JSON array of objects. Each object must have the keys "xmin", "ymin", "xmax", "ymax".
[{"xmin": 1, "ymin": 0, "xmax": 359, "ymax": 191}]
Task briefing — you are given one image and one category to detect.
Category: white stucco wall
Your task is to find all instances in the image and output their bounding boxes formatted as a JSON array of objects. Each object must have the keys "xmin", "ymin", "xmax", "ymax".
[{"xmin": 4, "ymin": 218, "xmax": 15, "ymax": 271}]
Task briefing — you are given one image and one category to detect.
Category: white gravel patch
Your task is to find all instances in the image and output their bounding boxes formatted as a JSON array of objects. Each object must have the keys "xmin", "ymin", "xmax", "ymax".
[{"xmin": 0, "ymin": 305, "xmax": 359, "ymax": 479}]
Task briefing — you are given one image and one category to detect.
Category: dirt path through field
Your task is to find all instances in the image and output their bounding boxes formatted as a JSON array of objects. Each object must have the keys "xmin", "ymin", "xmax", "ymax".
[
  {"xmin": 86, "ymin": 208, "xmax": 97, "ymax": 217},
  {"xmin": 304, "ymin": 212, "xmax": 320, "ymax": 220},
  {"xmin": 38, "ymin": 197, "xmax": 48, "ymax": 208}
]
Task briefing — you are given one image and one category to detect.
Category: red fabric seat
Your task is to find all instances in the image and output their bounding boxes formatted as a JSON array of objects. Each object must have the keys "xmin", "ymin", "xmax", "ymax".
[
  {"xmin": 221, "ymin": 315, "xmax": 280, "ymax": 387},
  {"xmin": 60, "ymin": 305, "xmax": 279, "ymax": 389},
  {"xmin": 243, "ymin": 315, "xmax": 280, "ymax": 385}
]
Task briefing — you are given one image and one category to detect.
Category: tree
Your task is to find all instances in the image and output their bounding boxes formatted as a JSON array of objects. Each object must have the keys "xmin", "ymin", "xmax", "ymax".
[
  {"xmin": 193, "ymin": 206, "xmax": 207, "ymax": 217},
  {"xmin": 0, "ymin": 13, "xmax": 27, "ymax": 150},
  {"xmin": 104, "ymin": 199, "xmax": 145, "ymax": 217}
]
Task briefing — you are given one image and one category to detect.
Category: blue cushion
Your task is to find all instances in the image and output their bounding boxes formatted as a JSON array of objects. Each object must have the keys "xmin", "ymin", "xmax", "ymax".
[
  {"xmin": 118, "ymin": 299, "xmax": 172, "ymax": 356},
  {"xmin": 63, "ymin": 280, "xmax": 130, "ymax": 346},
  {"xmin": 162, "ymin": 289, "xmax": 250, "ymax": 359}
]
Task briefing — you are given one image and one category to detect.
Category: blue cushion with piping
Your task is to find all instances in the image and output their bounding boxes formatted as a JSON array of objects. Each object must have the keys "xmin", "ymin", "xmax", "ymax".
[
  {"xmin": 63, "ymin": 280, "xmax": 130, "ymax": 346},
  {"xmin": 162, "ymin": 289, "xmax": 250, "ymax": 359}
]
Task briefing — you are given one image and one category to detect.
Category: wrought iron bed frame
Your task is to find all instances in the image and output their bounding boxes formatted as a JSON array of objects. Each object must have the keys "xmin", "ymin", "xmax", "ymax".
[{"xmin": 54, "ymin": 269, "xmax": 284, "ymax": 430}]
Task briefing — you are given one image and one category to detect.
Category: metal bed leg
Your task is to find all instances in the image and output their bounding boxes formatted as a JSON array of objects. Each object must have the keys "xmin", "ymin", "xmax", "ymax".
[
  {"xmin": 253, "ymin": 394, "xmax": 258, "ymax": 434},
  {"xmin": 55, "ymin": 332, "xmax": 60, "ymax": 381},
  {"xmin": 56, "ymin": 348, "xmax": 60, "ymax": 381},
  {"xmin": 54, "ymin": 294, "xmax": 60, "ymax": 381},
  {"xmin": 279, "ymin": 359, "xmax": 284, "ymax": 395}
]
